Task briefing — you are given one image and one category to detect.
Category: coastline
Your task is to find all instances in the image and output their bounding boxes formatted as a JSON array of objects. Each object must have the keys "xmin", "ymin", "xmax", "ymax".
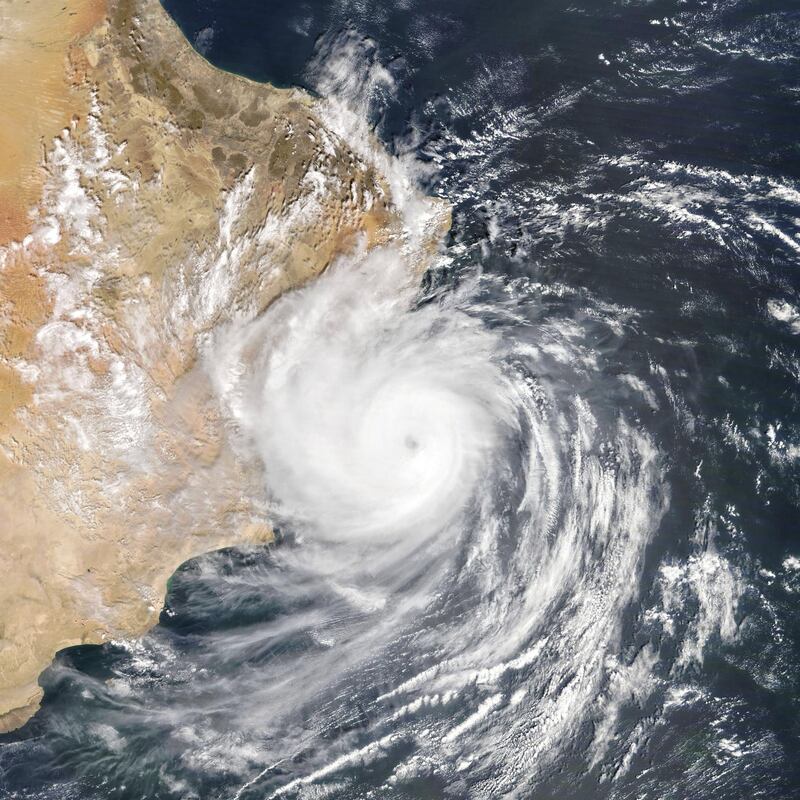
[{"xmin": 0, "ymin": 0, "xmax": 447, "ymax": 732}]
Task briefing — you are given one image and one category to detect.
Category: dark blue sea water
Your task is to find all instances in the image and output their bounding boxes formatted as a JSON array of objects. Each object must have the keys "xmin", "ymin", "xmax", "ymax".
[{"xmin": 3, "ymin": 0, "xmax": 800, "ymax": 798}]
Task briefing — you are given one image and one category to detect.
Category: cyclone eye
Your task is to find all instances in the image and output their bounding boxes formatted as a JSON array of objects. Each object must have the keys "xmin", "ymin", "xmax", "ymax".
[{"xmin": 404, "ymin": 435, "xmax": 420, "ymax": 452}]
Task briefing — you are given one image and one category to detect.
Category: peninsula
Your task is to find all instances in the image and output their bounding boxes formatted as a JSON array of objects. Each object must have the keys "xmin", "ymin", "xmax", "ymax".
[{"xmin": 0, "ymin": 0, "xmax": 445, "ymax": 731}]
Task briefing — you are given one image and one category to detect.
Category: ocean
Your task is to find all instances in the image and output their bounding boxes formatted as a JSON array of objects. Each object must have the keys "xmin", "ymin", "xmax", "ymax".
[{"xmin": 2, "ymin": 0, "xmax": 800, "ymax": 797}]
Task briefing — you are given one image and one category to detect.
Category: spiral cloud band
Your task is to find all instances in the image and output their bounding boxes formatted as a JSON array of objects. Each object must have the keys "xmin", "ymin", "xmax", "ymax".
[
  {"xmin": 193, "ymin": 36, "xmax": 674, "ymax": 795},
  {"xmin": 198, "ymin": 215, "xmax": 669, "ymax": 794}
]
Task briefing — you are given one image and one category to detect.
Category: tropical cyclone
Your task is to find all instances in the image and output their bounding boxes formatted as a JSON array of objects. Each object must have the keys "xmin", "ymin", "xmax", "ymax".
[{"xmin": 0, "ymin": 0, "xmax": 447, "ymax": 731}]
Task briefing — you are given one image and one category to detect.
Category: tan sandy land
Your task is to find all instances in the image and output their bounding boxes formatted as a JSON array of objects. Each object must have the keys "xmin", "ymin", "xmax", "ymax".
[
  {"xmin": 0, "ymin": 0, "xmax": 449, "ymax": 731},
  {"xmin": 0, "ymin": 0, "xmax": 106, "ymax": 244}
]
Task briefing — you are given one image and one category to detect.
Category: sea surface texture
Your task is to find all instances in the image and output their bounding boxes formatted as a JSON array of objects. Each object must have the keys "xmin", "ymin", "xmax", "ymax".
[{"xmin": 2, "ymin": 0, "xmax": 800, "ymax": 798}]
